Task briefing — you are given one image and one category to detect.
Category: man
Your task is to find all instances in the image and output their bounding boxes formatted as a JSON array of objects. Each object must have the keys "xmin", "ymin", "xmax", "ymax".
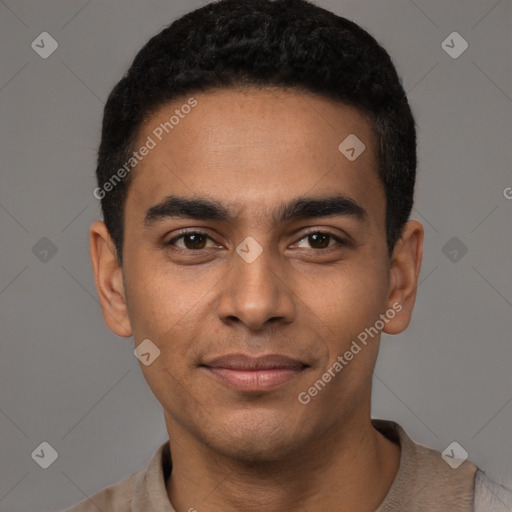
[{"xmin": 71, "ymin": 0, "xmax": 512, "ymax": 510}]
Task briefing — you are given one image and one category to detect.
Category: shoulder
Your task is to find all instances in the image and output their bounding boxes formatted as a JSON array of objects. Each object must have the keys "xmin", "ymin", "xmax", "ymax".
[
  {"xmin": 67, "ymin": 440, "xmax": 174, "ymax": 512},
  {"xmin": 65, "ymin": 440, "xmax": 171, "ymax": 512},
  {"xmin": 474, "ymin": 469, "xmax": 512, "ymax": 512},
  {"xmin": 66, "ymin": 469, "xmax": 141, "ymax": 512},
  {"xmin": 373, "ymin": 419, "xmax": 478, "ymax": 511}
]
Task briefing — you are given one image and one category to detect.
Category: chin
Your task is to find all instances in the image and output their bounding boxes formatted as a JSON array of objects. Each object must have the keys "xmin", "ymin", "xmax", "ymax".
[{"xmin": 199, "ymin": 410, "xmax": 309, "ymax": 462}]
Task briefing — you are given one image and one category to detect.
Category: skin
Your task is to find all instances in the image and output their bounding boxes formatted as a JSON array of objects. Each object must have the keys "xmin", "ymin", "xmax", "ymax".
[{"xmin": 89, "ymin": 87, "xmax": 424, "ymax": 512}]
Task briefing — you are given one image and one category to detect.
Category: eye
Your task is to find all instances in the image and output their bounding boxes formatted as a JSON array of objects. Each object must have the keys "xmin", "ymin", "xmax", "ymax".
[
  {"xmin": 166, "ymin": 231, "xmax": 218, "ymax": 250},
  {"xmin": 295, "ymin": 231, "xmax": 346, "ymax": 250},
  {"xmin": 164, "ymin": 229, "xmax": 348, "ymax": 252}
]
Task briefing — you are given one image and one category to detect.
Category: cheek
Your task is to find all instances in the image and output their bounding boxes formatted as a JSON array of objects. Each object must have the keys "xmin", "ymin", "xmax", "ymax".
[
  {"xmin": 125, "ymin": 262, "xmax": 217, "ymax": 391},
  {"xmin": 297, "ymin": 257, "xmax": 389, "ymax": 337},
  {"xmin": 124, "ymin": 250, "xmax": 205, "ymax": 338}
]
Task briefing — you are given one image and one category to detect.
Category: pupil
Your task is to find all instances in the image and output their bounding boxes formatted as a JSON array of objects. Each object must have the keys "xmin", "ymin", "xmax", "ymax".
[
  {"xmin": 185, "ymin": 234, "xmax": 206, "ymax": 249},
  {"xmin": 310, "ymin": 233, "xmax": 329, "ymax": 249}
]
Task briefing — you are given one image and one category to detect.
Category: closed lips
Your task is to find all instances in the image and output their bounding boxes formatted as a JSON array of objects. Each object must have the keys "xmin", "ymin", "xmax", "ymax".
[
  {"xmin": 200, "ymin": 354, "xmax": 309, "ymax": 392},
  {"xmin": 201, "ymin": 354, "xmax": 308, "ymax": 370}
]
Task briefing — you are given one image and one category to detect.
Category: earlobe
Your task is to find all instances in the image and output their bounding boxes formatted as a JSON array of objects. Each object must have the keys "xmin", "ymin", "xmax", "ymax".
[
  {"xmin": 383, "ymin": 220, "xmax": 424, "ymax": 335},
  {"xmin": 89, "ymin": 220, "xmax": 133, "ymax": 338}
]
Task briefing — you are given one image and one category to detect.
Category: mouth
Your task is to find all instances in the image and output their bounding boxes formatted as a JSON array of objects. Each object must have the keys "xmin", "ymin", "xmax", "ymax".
[{"xmin": 200, "ymin": 354, "xmax": 309, "ymax": 392}]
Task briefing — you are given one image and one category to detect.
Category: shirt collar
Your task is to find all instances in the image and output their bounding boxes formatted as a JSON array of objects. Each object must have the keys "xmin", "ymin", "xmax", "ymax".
[{"xmin": 133, "ymin": 419, "xmax": 410, "ymax": 512}]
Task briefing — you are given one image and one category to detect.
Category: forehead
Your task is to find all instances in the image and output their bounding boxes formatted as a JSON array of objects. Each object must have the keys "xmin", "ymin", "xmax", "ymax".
[{"xmin": 125, "ymin": 87, "xmax": 384, "ymax": 228}]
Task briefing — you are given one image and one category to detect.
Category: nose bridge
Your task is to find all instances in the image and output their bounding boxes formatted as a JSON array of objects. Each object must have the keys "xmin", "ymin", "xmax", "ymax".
[
  {"xmin": 235, "ymin": 241, "xmax": 279, "ymax": 295},
  {"xmin": 217, "ymin": 238, "xmax": 294, "ymax": 330}
]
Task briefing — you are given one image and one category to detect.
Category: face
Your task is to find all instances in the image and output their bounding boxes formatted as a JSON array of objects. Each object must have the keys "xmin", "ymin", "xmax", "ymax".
[{"xmin": 91, "ymin": 87, "xmax": 422, "ymax": 461}]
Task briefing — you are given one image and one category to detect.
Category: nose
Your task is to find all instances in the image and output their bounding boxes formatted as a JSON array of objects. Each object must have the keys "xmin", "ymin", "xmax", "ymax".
[{"xmin": 216, "ymin": 243, "xmax": 295, "ymax": 332}]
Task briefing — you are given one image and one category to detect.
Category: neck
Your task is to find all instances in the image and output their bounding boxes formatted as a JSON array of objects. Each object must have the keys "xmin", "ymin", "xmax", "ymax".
[{"xmin": 165, "ymin": 411, "xmax": 400, "ymax": 512}]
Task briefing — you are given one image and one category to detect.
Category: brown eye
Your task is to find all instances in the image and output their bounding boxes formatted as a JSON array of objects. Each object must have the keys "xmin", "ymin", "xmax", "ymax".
[
  {"xmin": 296, "ymin": 232, "xmax": 345, "ymax": 250},
  {"xmin": 167, "ymin": 231, "xmax": 213, "ymax": 250}
]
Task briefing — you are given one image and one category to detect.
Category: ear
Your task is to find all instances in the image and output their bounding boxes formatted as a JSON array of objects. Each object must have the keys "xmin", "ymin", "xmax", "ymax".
[
  {"xmin": 89, "ymin": 220, "xmax": 132, "ymax": 338},
  {"xmin": 383, "ymin": 220, "xmax": 424, "ymax": 335}
]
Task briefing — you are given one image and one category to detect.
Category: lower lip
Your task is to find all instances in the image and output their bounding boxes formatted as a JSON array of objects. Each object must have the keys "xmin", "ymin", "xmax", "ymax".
[{"xmin": 203, "ymin": 367, "xmax": 305, "ymax": 392}]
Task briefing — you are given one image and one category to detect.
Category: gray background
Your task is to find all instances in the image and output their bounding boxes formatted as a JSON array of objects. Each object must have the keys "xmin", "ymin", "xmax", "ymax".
[{"xmin": 0, "ymin": 0, "xmax": 511, "ymax": 510}]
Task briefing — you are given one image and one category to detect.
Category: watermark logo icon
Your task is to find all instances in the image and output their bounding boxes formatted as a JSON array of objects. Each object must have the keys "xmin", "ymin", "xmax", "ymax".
[
  {"xmin": 134, "ymin": 339, "xmax": 161, "ymax": 366},
  {"xmin": 442, "ymin": 237, "xmax": 468, "ymax": 263},
  {"xmin": 32, "ymin": 237, "xmax": 58, "ymax": 263},
  {"xmin": 31, "ymin": 442, "xmax": 58, "ymax": 469},
  {"xmin": 236, "ymin": 237, "xmax": 263, "ymax": 263},
  {"xmin": 442, "ymin": 441, "xmax": 468, "ymax": 469},
  {"xmin": 442, "ymin": 32, "xmax": 468, "ymax": 59},
  {"xmin": 31, "ymin": 32, "xmax": 59, "ymax": 59},
  {"xmin": 338, "ymin": 134, "xmax": 365, "ymax": 161}
]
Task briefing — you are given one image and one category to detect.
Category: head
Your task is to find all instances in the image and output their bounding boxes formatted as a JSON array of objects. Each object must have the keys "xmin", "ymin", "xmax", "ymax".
[{"xmin": 90, "ymin": 0, "xmax": 423, "ymax": 461}]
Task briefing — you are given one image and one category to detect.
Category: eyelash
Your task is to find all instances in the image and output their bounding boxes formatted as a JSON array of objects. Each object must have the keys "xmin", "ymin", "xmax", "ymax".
[{"xmin": 165, "ymin": 229, "xmax": 348, "ymax": 251}]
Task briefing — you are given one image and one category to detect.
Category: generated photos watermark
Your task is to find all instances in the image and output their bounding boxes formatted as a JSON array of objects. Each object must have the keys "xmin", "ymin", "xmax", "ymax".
[
  {"xmin": 298, "ymin": 301, "xmax": 403, "ymax": 405},
  {"xmin": 93, "ymin": 97, "xmax": 198, "ymax": 200}
]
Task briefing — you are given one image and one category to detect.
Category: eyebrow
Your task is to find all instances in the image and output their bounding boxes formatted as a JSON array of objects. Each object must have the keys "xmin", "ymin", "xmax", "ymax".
[{"xmin": 143, "ymin": 194, "xmax": 367, "ymax": 227}]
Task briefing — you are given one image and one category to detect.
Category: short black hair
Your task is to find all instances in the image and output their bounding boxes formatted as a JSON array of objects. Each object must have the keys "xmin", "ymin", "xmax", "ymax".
[{"xmin": 96, "ymin": 0, "xmax": 416, "ymax": 266}]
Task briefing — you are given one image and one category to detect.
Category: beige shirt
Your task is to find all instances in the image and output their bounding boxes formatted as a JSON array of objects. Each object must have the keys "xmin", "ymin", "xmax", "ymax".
[{"xmin": 67, "ymin": 419, "xmax": 512, "ymax": 511}]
